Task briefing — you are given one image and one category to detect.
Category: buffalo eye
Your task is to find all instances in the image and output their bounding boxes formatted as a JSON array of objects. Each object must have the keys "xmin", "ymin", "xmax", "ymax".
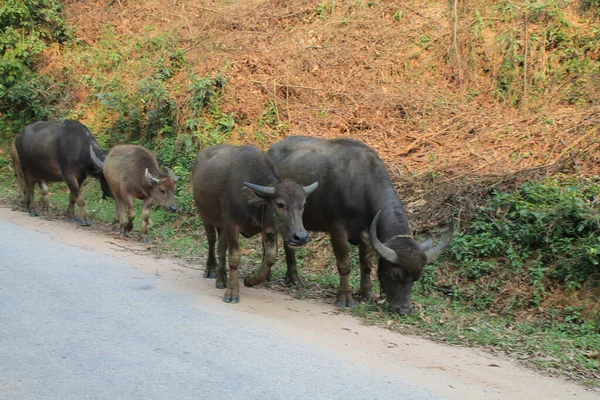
[
  {"xmin": 159, "ymin": 188, "xmax": 166, "ymax": 194},
  {"xmin": 276, "ymin": 201, "xmax": 286, "ymax": 209}
]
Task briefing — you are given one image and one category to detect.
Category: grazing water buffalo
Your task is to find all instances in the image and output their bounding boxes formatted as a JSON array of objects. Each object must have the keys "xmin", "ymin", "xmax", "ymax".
[
  {"xmin": 192, "ymin": 144, "xmax": 318, "ymax": 304},
  {"xmin": 10, "ymin": 139, "xmax": 50, "ymax": 212},
  {"xmin": 15, "ymin": 120, "xmax": 108, "ymax": 225},
  {"xmin": 268, "ymin": 136, "xmax": 454, "ymax": 315},
  {"xmin": 90, "ymin": 144, "xmax": 178, "ymax": 243}
]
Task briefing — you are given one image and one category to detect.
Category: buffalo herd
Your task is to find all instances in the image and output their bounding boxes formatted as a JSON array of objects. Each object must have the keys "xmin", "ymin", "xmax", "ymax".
[{"xmin": 10, "ymin": 119, "xmax": 453, "ymax": 313}]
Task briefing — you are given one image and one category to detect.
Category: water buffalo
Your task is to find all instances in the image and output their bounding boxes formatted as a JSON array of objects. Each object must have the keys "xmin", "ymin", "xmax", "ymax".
[
  {"xmin": 268, "ymin": 136, "xmax": 454, "ymax": 315},
  {"xmin": 90, "ymin": 144, "xmax": 178, "ymax": 243},
  {"xmin": 10, "ymin": 139, "xmax": 50, "ymax": 212},
  {"xmin": 192, "ymin": 144, "xmax": 318, "ymax": 304},
  {"xmin": 15, "ymin": 120, "xmax": 109, "ymax": 225}
]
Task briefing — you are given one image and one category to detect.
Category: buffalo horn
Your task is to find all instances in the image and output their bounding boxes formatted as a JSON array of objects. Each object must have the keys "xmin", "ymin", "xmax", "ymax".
[
  {"xmin": 419, "ymin": 232, "xmax": 434, "ymax": 252},
  {"xmin": 145, "ymin": 168, "xmax": 161, "ymax": 185},
  {"xmin": 303, "ymin": 181, "xmax": 319, "ymax": 195},
  {"xmin": 424, "ymin": 217, "xmax": 455, "ymax": 263},
  {"xmin": 243, "ymin": 182, "xmax": 276, "ymax": 196},
  {"xmin": 164, "ymin": 167, "xmax": 179, "ymax": 182},
  {"xmin": 369, "ymin": 210, "xmax": 399, "ymax": 264},
  {"xmin": 89, "ymin": 145, "xmax": 104, "ymax": 169}
]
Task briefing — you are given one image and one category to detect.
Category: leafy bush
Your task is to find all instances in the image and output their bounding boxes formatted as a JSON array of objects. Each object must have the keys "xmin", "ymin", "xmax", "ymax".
[
  {"xmin": 427, "ymin": 177, "xmax": 600, "ymax": 313},
  {"xmin": 0, "ymin": 0, "xmax": 72, "ymax": 137}
]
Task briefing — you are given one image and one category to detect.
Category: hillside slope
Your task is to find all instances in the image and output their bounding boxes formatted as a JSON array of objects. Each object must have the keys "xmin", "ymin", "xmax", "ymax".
[{"xmin": 23, "ymin": 0, "xmax": 595, "ymax": 226}]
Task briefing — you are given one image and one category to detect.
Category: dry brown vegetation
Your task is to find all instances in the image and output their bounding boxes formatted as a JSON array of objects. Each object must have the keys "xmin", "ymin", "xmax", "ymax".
[{"xmin": 38, "ymin": 0, "xmax": 600, "ymax": 230}]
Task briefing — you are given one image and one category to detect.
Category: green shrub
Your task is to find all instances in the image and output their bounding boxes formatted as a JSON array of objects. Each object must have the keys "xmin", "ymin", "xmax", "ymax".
[
  {"xmin": 442, "ymin": 177, "xmax": 600, "ymax": 310},
  {"xmin": 0, "ymin": 0, "xmax": 72, "ymax": 137}
]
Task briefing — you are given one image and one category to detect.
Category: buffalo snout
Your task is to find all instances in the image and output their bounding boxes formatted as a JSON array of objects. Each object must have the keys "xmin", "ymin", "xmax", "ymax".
[
  {"xmin": 286, "ymin": 231, "xmax": 310, "ymax": 247},
  {"xmin": 166, "ymin": 204, "xmax": 178, "ymax": 212}
]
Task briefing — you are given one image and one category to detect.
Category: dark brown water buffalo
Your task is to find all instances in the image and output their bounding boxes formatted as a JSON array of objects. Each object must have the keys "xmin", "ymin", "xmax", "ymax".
[
  {"xmin": 10, "ymin": 139, "xmax": 50, "ymax": 212},
  {"xmin": 192, "ymin": 144, "xmax": 318, "ymax": 304},
  {"xmin": 90, "ymin": 144, "xmax": 178, "ymax": 243},
  {"xmin": 15, "ymin": 120, "xmax": 108, "ymax": 225},
  {"xmin": 268, "ymin": 136, "xmax": 453, "ymax": 315}
]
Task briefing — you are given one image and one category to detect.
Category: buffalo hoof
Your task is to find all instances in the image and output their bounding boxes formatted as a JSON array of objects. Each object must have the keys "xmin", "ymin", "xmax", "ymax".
[
  {"xmin": 216, "ymin": 281, "xmax": 225, "ymax": 289},
  {"xmin": 223, "ymin": 295, "xmax": 239, "ymax": 304},
  {"xmin": 112, "ymin": 227, "xmax": 120, "ymax": 232},
  {"xmin": 140, "ymin": 238, "xmax": 149, "ymax": 243},
  {"xmin": 80, "ymin": 220, "xmax": 92, "ymax": 227},
  {"xmin": 29, "ymin": 211, "xmax": 39, "ymax": 217},
  {"xmin": 203, "ymin": 270, "xmax": 216, "ymax": 279},
  {"xmin": 123, "ymin": 232, "xmax": 130, "ymax": 238},
  {"xmin": 266, "ymin": 273, "xmax": 273, "ymax": 282},
  {"xmin": 21, "ymin": 207, "xmax": 29, "ymax": 213},
  {"xmin": 336, "ymin": 300, "xmax": 357, "ymax": 309},
  {"xmin": 68, "ymin": 217, "xmax": 79, "ymax": 222}
]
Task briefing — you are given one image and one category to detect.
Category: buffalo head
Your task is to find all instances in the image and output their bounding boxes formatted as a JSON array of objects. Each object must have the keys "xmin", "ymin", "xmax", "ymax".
[
  {"xmin": 369, "ymin": 210, "xmax": 454, "ymax": 315},
  {"xmin": 145, "ymin": 168, "xmax": 178, "ymax": 212},
  {"xmin": 243, "ymin": 179, "xmax": 318, "ymax": 247}
]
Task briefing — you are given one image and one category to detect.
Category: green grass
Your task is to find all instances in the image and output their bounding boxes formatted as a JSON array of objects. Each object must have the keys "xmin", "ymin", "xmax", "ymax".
[{"xmin": 0, "ymin": 169, "xmax": 598, "ymax": 387}]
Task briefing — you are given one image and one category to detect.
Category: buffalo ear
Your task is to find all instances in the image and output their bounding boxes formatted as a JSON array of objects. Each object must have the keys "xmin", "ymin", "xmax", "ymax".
[{"xmin": 242, "ymin": 186, "xmax": 267, "ymax": 206}]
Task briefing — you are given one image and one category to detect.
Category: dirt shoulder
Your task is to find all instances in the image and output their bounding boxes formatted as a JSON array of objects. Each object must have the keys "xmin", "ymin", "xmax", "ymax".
[{"xmin": 1, "ymin": 206, "xmax": 597, "ymax": 400}]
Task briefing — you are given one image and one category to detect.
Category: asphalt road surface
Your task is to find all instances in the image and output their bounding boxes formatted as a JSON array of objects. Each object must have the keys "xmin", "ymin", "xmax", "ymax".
[
  {"xmin": 0, "ymin": 220, "xmax": 444, "ymax": 400},
  {"xmin": 0, "ymin": 210, "xmax": 597, "ymax": 400}
]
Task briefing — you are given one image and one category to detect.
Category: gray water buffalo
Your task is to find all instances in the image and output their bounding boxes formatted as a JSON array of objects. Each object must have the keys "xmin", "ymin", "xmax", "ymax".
[
  {"xmin": 10, "ymin": 139, "xmax": 49, "ymax": 212},
  {"xmin": 192, "ymin": 144, "xmax": 318, "ymax": 304},
  {"xmin": 268, "ymin": 136, "xmax": 453, "ymax": 315},
  {"xmin": 15, "ymin": 120, "xmax": 108, "ymax": 225},
  {"xmin": 90, "ymin": 144, "xmax": 178, "ymax": 243}
]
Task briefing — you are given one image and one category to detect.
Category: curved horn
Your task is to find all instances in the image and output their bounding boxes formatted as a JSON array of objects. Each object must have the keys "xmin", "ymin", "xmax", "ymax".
[
  {"xmin": 424, "ymin": 217, "xmax": 455, "ymax": 263},
  {"xmin": 303, "ymin": 181, "xmax": 319, "ymax": 196},
  {"xmin": 369, "ymin": 210, "xmax": 399, "ymax": 264},
  {"xmin": 145, "ymin": 168, "xmax": 160, "ymax": 185},
  {"xmin": 419, "ymin": 232, "xmax": 434, "ymax": 252},
  {"xmin": 89, "ymin": 145, "xmax": 104, "ymax": 169},
  {"xmin": 243, "ymin": 182, "xmax": 276, "ymax": 196}
]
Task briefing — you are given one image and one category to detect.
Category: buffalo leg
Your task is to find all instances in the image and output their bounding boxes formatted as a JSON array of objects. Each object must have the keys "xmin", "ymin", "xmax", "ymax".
[
  {"xmin": 24, "ymin": 175, "xmax": 38, "ymax": 216},
  {"xmin": 204, "ymin": 223, "xmax": 218, "ymax": 279},
  {"xmin": 76, "ymin": 192, "xmax": 91, "ymax": 226},
  {"xmin": 122, "ymin": 196, "xmax": 135, "ymax": 237},
  {"xmin": 223, "ymin": 229, "xmax": 240, "ymax": 303},
  {"xmin": 112, "ymin": 200, "xmax": 123, "ymax": 232},
  {"xmin": 66, "ymin": 192, "xmax": 77, "ymax": 221},
  {"xmin": 139, "ymin": 197, "xmax": 153, "ymax": 243},
  {"xmin": 75, "ymin": 177, "xmax": 91, "ymax": 226},
  {"xmin": 330, "ymin": 226, "xmax": 356, "ymax": 309},
  {"xmin": 244, "ymin": 233, "xmax": 278, "ymax": 287},
  {"xmin": 358, "ymin": 241, "xmax": 374, "ymax": 301},
  {"xmin": 283, "ymin": 243, "xmax": 303, "ymax": 285},
  {"xmin": 39, "ymin": 181, "xmax": 50, "ymax": 212},
  {"xmin": 216, "ymin": 229, "xmax": 227, "ymax": 289},
  {"xmin": 64, "ymin": 175, "xmax": 89, "ymax": 225}
]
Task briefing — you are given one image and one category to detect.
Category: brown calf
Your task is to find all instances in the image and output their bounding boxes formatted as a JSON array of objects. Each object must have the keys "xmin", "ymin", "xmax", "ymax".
[{"xmin": 91, "ymin": 144, "xmax": 178, "ymax": 242}]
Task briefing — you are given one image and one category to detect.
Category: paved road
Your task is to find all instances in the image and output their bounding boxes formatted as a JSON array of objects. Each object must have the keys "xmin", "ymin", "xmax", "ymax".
[{"xmin": 0, "ymin": 221, "xmax": 445, "ymax": 400}]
